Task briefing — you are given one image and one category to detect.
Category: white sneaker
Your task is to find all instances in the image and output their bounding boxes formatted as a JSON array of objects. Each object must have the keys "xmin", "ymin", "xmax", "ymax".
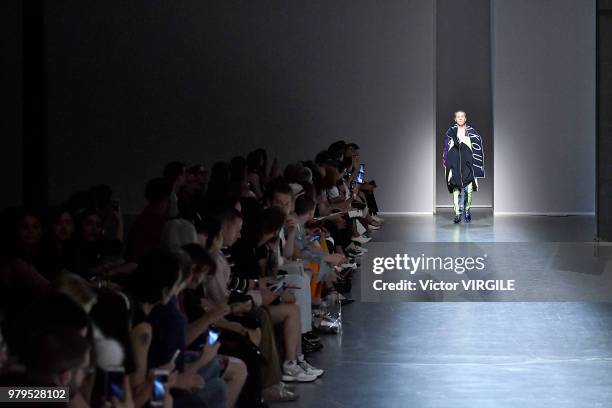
[
  {"xmin": 346, "ymin": 243, "xmax": 368, "ymax": 255},
  {"xmin": 297, "ymin": 355, "xmax": 324, "ymax": 377},
  {"xmin": 367, "ymin": 224, "xmax": 381, "ymax": 231},
  {"xmin": 282, "ymin": 361, "xmax": 318, "ymax": 382},
  {"xmin": 371, "ymin": 215, "xmax": 385, "ymax": 223},
  {"xmin": 349, "ymin": 247, "xmax": 368, "ymax": 255},
  {"xmin": 351, "ymin": 235, "xmax": 371, "ymax": 244},
  {"xmin": 340, "ymin": 262, "xmax": 357, "ymax": 269}
]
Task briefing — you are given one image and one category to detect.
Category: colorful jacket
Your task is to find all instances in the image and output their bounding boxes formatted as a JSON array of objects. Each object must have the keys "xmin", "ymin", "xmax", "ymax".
[{"xmin": 442, "ymin": 124, "xmax": 485, "ymax": 193}]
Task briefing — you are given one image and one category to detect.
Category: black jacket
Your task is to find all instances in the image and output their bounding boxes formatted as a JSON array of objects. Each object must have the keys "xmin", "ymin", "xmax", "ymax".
[{"xmin": 442, "ymin": 125, "xmax": 485, "ymax": 193}]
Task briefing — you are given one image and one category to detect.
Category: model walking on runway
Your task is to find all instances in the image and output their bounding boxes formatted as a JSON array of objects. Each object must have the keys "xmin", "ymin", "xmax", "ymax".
[{"xmin": 442, "ymin": 110, "xmax": 485, "ymax": 224}]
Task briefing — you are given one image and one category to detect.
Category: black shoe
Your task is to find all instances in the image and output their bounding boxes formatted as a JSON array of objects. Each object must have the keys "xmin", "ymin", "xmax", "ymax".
[
  {"xmin": 302, "ymin": 340, "xmax": 323, "ymax": 354},
  {"xmin": 464, "ymin": 210, "xmax": 472, "ymax": 223},
  {"xmin": 453, "ymin": 214, "xmax": 462, "ymax": 224},
  {"xmin": 303, "ymin": 331, "xmax": 321, "ymax": 343},
  {"xmin": 340, "ymin": 297, "xmax": 355, "ymax": 306}
]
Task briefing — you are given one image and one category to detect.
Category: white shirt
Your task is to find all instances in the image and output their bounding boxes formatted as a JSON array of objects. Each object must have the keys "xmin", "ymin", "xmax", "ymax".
[{"xmin": 457, "ymin": 126, "xmax": 471, "ymax": 148}]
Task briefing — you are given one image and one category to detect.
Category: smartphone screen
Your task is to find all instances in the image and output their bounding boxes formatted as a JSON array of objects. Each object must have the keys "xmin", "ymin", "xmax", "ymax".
[
  {"xmin": 357, "ymin": 164, "xmax": 366, "ymax": 184},
  {"xmin": 106, "ymin": 368, "xmax": 125, "ymax": 402},
  {"xmin": 151, "ymin": 370, "xmax": 169, "ymax": 405},
  {"xmin": 207, "ymin": 328, "xmax": 220, "ymax": 345}
]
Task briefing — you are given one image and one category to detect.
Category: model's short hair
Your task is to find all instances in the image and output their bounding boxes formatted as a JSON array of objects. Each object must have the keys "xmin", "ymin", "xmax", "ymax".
[{"xmin": 454, "ymin": 110, "xmax": 467, "ymax": 118}]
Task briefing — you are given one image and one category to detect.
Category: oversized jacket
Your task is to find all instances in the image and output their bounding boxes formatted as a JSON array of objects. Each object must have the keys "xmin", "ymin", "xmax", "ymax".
[{"xmin": 442, "ymin": 124, "xmax": 485, "ymax": 194}]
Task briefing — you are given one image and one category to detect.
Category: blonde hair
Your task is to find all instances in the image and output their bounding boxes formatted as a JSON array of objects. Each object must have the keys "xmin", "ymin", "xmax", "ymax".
[{"xmin": 55, "ymin": 271, "xmax": 98, "ymax": 313}]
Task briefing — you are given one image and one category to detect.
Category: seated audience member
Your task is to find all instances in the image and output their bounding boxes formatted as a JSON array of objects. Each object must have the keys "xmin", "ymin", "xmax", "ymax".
[
  {"xmin": 0, "ymin": 208, "xmax": 51, "ymax": 312},
  {"xmin": 88, "ymin": 184, "xmax": 125, "ymax": 243},
  {"xmin": 231, "ymin": 205, "xmax": 324, "ymax": 382},
  {"xmin": 160, "ymin": 215, "xmax": 198, "ymax": 252},
  {"xmin": 246, "ymin": 150, "xmax": 266, "ymax": 200},
  {"xmin": 229, "ymin": 156, "xmax": 256, "ymax": 200},
  {"xmin": 1, "ymin": 292, "xmax": 106, "ymax": 407},
  {"xmin": 122, "ymin": 249, "xmax": 184, "ymax": 407},
  {"xmin": 203, "ymin": 161, "xmax": 232, "ymax": 213},
  {"xmin": 0, "ymin": 329, "xmax": 92, "ymax": 405},
  {"xmin": 327, "ymin": 140, "xmax": 346, "ymax": 162},
  {"xmin": 247, "ymin": 148, "xmax": 277, "ymax": 198},
  {"xmin": 199, "ymin": 211, "xmax": 297, "ymax": 401},
  {"xmin": 125, "ymin": 178, "xmax": 173, "ymax": 262},
  {"xmin": 40, "ymin": 206, "xmax": 77, "ymax": 280},
  {"xmin": 264, "ymin": 182, "xmax": 319, "ymax": 349},
  {"xmin": 163, "ymin": 161, "xmax": 187, "ymax": 219},
  {"xmin": 146, "ymin": 252, "xmax": 226, "ymax": 408},
  {"xmin": 65, "ymin": 208, "xmax": 124, "ymax": 281},
  {"xmin": 180, "ymin": 243, "xmax": 248, "ymax": 408},
  {"xmin": 177, "ymin": 164, "xmax": 208, "ymax": 229},
  {"xmin": 53, "ymin": 272, "xmax": 141, "ymax": 407}
]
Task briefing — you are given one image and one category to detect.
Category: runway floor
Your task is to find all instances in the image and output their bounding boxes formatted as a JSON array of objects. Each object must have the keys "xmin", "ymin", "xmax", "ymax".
[{"xmin": 271, "ymin": 211, "xmax": 612, "ymax": 408}]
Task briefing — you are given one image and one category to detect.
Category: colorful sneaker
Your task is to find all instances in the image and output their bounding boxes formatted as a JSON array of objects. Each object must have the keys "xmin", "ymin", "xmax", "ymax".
[{"xmin": 464, "ymin": 210, "xmax": 472, "ymax": 223}]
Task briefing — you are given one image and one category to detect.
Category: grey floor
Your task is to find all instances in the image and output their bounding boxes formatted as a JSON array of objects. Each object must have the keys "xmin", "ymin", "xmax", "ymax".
[{"xmin": 271, "ymin": 211, "xmax": 612, "ymax": 408}]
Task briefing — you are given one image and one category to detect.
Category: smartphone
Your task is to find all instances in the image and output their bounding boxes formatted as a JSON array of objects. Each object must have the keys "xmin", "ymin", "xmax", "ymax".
[
  {"xmin": 207, "ymin": 327, "xmax": 221, "ymax": 345},
  {"xmin": 151, "ymin": 369, "xmax": 169, "ymax": 406},
  {"xmin": 105, "ymin": 366, "xmax": 125, "ymax": 403},
  {"xmin": 271, "ymin": 281, "xmax": 286, "ymax": 294},
  {"xmin": 356, "ymin": 164, "xmax": 365, "ymax": 184}
]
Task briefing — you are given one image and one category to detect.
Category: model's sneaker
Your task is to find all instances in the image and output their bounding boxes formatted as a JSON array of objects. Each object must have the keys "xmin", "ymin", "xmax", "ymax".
[
  {"xmin": 297, "ymin": 355, "xmax": 324, "ymax": 377},
  {"xmin": 453, "ymin": 214, "xmax": 462, "ymax": 224},
  {"xmin": 282, "ymin": 361, "xmax": 318, "ymax": 382},
  {"xmin": 367, "ymin": 224, "xmax": 381, "ymax": 231},
  {"xmin": 464, "ymin": 210, "xmax": 472, "ymax": 223},
  {"xmin": 351, "ymin": 235, "xmax": 371, "ymax": 244}
]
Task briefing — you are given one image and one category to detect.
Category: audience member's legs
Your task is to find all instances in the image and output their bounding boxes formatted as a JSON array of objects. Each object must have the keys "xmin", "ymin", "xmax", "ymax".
[
  {"xmin": 223, "ymin": 356, "xmax": 248, "ymax": 408},
  {"xmin": 253, "ymin": 307, "xmax": 282, "ymax": 388},
  {"xmin": 265, "ymin": 303, "xmax": 301, "ymax": 361},
  {"xmin": 283, "ymin": 273, "xmax": 312, "ymax": 334},
  {"xmin": 184, "ymin": 352, "xmax": 228, "ymax": 408}
]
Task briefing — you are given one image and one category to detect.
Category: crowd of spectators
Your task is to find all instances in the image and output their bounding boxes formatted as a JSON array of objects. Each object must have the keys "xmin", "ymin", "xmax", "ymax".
[{"xmin": 0, "ymin": 140, "xmax": 384, "ymax": 407}]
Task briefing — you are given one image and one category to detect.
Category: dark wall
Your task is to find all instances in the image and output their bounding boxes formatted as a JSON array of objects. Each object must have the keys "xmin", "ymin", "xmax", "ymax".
[
  {"xmin": 435, "ymin": 0, "xmax": 493, "ymax": 209},
  {"xmin": 598, "ymin": 1, "xmax": 612, "ymax": 240},
  {"xmin": 0, "ymin": 1, "xmax": 22, "ymax": 209},
  {"xmin": 45, "ymin": 1, "xmax": 435, "ymax": 213}
]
